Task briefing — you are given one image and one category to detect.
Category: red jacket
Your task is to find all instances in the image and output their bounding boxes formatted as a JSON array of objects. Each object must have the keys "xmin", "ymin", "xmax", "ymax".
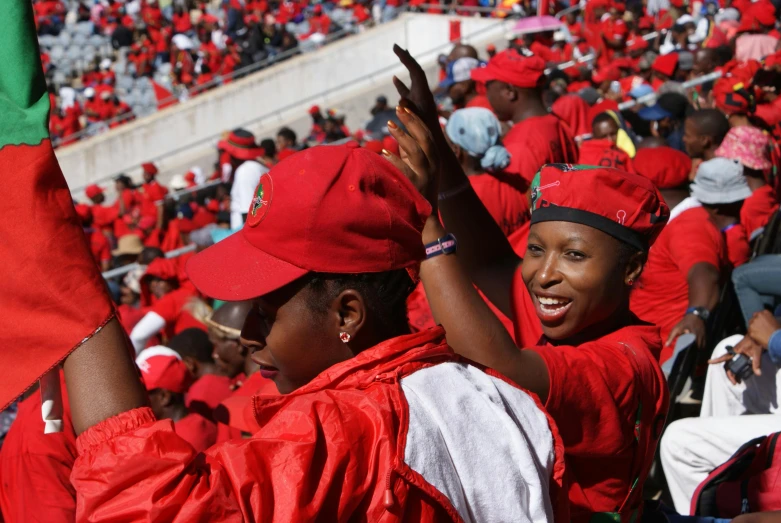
[{"xmin": 72, "ymin": 328, "xmax": 566, "ymax": 522}]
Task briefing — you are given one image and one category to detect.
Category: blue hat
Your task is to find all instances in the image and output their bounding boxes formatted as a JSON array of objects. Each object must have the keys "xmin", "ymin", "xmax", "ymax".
[
  {"xmin": 439, "ymin": 57, "xmax": 481, "ymax": 91},
  {"xmin": 629, "ymin": 84, "xmax": 654, "ymax": 99},
  {"xmin": 445, "ymin": 107, "xmax": 511, "ymax": 172},
  {"xmin": 638, "ymin": 103, "xmax": 673, "ymax": 121}
]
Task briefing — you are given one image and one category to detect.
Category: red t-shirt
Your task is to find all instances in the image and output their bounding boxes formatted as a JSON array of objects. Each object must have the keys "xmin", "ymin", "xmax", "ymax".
[
  {"xmin": 469, "ymin": 172, "xmax": 530, "ymax": 236},
  {"xmin": 511, "ymin": 267, "xmax": 667, "ymax": 522},
  {"xmin": 151, "ymin": 286, "xmax": 207, "ymax": 341},
  {"xmin": 91, "ymin": 204, "xmax": 119, "ymax": 230},
  {"xmin": 116, "ymin": 303, "xmax": 146, "ymax": 335},
  {"xmin": 85, "ymin": 228, "xmax": 111, "ymax": 264},
  {"xmin": 725, "ymin": 224, "xmax": 751, "ymax": 268},
  {"xmin": 577, "ymin": 139, "xmax": 636, "ymax": 172},
  {"xmin": 0, "ymin": 375, "xmax": 77, "ymax": 521},
  {"xmin": 503, "ymin": 114, "xmax": 578, "ymax": 183},
  {"xmin": 174, "ymin": 412, "xmax": 218, "ymax": 452},
  {"xmin": 630, "ymin": 207, "xmax": 727, "ymax": 362},
  {"xmin": 741, "ymin": 184, "xmax": 779, "ymax": 239},
  {"xmin": 185, "ymin": 374, "xmax": 234, "ymax": 421}
]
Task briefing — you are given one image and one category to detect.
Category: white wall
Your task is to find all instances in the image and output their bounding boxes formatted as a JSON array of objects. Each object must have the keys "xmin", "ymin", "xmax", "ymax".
[{"xmin": 58, "ymin": 13, "xmax": 511, "ymax": 193}]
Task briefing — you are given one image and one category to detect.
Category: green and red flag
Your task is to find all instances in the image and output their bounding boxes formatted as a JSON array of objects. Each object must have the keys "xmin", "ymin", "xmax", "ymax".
[{"xmin": 0, "ymin": 4, "xmax": 114, "ymax": 411}]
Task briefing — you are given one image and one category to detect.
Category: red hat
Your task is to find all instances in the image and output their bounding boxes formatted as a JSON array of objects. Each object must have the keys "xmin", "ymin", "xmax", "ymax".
[
  {"xmin": 627, "ymin": 37, "xmax": 649, "ymax": 53},
  {"xmin": 764, "ymin": 51, "xmax": 781, "ymax": 69},
  {"xmin": 74, "ymin": 203, "xmax": 92, "ymax": 223},
  {"xmin": 142, "ymin": 162, "xmax": 158, "ymax": 176},
  {"xmin": 363, "ymin": 140, "xmax": 384, "ymax": 154},
  {"xmin": 670, "ymin": 0, "xmax": 685, "ymax": 8},
  {"xmin": 199, "ymin": 13, "xmax": 219, "ymax": 24},
  {"xmin": 184, "ymin": 171, "xmax": 196, "ymax": 183},
  {"xmin": 213, "ymin": 371, "xmax": 278, "ymax": 433},
  {"xmin": 486, "ymin": 43, "xmax": 496, "ymax": 52},
  {"xmin": 136, "ymin": 346, "xmax": 193, "ymax": 393},
  {"xmin": 632, "ymin": 146, "xmax": 691, "ymax": 189},
  {"xmin": 206, "ymin": 199, "xmax": 221, "ymax": 213},
  {"xmin": 713, "ymin": 61, "xmax": 759, "ymax": 114},
  {"xmin": 637, "ymin": 16, "xmax": 654, "ymax": 30},
  {"xmin": 592, "ymin": 65, "xmax": 621, "ymax": 84},
  {"xmin": 750, "ymin": 1, "xmax": 776, "ymax": 26},
  {"xmin": 85, "ymin": 184, "xmax": 104, "ymax": 199},
  {"xmin": 382, "ymin": 135, "xmax": 400, "ymax": 156},
  {"xmin": 530, "ymin": 164, "xmax": 669, "ymax": 250},
  {"xmin": 186, "ymin": 143, "xmax": 431, "ymax": 301},
  {"xmin": 652, "ymin": 53, "xmax": 678, "ymax": 77},
  {"xmin": 308, "ymin": 105, "xmax": 321, "ymax": 115},
  {"xmin": 217, "ymin": 129, "xmax": 265, "ymax": 161},
  {"xmin": 737, "ymin": 13, "xmax": 760, "ymax": 33},
  {"xmin": 587, "ymin": 100, "xmax": 620, "ymax": 128},
  {"xmin": 471, "ymin": 49, "xmax": 546, "ymax": 89}
]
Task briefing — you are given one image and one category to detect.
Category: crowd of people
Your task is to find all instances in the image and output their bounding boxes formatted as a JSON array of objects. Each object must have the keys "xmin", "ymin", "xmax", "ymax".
[{"xmin": 4, "ymin": 0, "xmax": 781, "ymax": 520}]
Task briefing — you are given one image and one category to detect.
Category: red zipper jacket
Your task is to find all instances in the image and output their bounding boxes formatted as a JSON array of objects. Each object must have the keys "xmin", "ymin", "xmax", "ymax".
[{"xmin": 72, "ymin": 327, "xmax": 566, "ymax": 522}]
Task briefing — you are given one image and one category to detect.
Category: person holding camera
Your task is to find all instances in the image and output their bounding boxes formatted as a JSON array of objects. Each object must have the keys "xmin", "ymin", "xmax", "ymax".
[{"xmin": 661, "ymin": 308, "xmax": 781, "ymax": 513}]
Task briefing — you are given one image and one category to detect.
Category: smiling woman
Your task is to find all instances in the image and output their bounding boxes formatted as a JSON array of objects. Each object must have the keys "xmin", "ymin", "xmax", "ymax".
[{"xmin": 383, "ymin": 46, "xmax": 672, "ymax": 523}]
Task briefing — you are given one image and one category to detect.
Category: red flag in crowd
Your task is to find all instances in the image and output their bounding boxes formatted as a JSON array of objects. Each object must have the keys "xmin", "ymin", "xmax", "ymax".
[{"xmin": 0, "ymin": 2, "xmax": 114, "ymax": 410}]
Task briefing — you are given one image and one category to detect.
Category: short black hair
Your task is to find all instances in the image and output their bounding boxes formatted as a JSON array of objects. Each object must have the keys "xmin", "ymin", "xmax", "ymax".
[
  {"xmin": 277, "ymin": 127, "xmax": 297, "ymax": 144},
  {"xmin": 688, "ymin": 109, "xmax": 730, "ymax": 144},
  {"xmin": 306, "ymin": 269, "xmax": 416, "ymax": 340},
  {"xmin": 591, "ymin": 111, "xmax": 618, "ymax": 130},
  {"xmin": 260, "ymin": 138, "xmax": 276, "ymax": 158},
  {"xmin": 167, "ymin": 328, "xmax": 214, "ymax": 363},
  {"xmin": 139, "ymin": 247, "xmax": 164, "ymax": 265}
]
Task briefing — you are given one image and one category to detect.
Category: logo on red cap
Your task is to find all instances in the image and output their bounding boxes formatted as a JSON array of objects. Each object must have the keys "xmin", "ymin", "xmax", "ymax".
[{"xmin": 247, "ymin": 173, "xmax": 273, "ymax": 227}]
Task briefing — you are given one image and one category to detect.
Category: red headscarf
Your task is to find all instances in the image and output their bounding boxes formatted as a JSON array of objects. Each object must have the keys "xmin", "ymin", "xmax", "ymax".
[{"xmin": 552, "ymin": 94, "xmax": 591, "ymax": 139}]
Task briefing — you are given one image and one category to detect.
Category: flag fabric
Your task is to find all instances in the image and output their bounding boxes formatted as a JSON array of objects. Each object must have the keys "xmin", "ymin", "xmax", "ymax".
[
  {"xmin": 152, "ymin": 80, "xmax": 178, "ymax": 110},
  {"xmin": 0, "ymin": 4, "xmax": 114, "ymax": 411}
]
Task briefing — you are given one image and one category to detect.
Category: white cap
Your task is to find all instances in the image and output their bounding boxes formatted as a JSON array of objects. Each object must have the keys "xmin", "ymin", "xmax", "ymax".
[
  {"xmin": 169, "ymin": 174, "xmax": 188, "ymax": 191},
  {"xmin": 100, "ymin": 58, "xmax": 112, "ymax": 70},
  {"xmin": 84, "ymin": 87, "xmax": 95, "ymax": 98}
]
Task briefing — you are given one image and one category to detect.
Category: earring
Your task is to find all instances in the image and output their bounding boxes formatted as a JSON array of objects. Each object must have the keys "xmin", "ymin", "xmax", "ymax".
[
  {"xmin": 339, "ymin": 332, "xmax": 351, "ymax": 343},
  {"xmin": 627, "ymin": 279, "xmax": 634, "ymax": 286}
]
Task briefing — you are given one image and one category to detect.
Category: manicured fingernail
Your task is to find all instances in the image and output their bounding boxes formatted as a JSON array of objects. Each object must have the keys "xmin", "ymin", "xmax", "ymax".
[
  {"xmin": 382, "ymin": 149, "xmax": 391, "ymax": 156},
  {"xmin": 396, "ymin": 105, "xmax": 403, "ymax": 113},
  {"xmin": 404, "ymin": 107, "xmax": 412, "ymax": 114},
  {"xmin": 387, "ymin": 120, "xmax": 398, "ymax": 130}
]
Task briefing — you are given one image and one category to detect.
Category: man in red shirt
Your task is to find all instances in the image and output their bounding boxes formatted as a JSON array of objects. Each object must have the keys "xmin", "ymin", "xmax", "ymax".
[
  {"xmin": 135, "ymin": 346, "xmax": 218, "ymax": 452},
  {"xmin": 631, "ymin": 157, "xmax": 752, "ymax": 362},
  {"xmin": 578, "ymin": 112, "xmax": 635, "ymax": 172},
  {"xmin": 471, "ymin": 48, "xmax": 578, "ymax": 185},
  {"xmin": 74, "ymin": 203, "xmax": 112, "ymax": 271}
]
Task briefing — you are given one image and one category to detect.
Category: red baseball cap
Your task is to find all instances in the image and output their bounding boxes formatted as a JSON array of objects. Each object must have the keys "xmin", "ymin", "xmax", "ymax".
[
  {"xmin": 186, "ymin": 143, "xmax": 431, "ymax": 301},
  {"xmin": 85, "ymin": 184, "xmax": 104, "ymax": 199},
  {"xmin": 142, "ymin": 162, "xmax": 158, "ymax": 176},
  {"xmin": 217, "ymin": 129, "xmax": 265, "ymax": 161},
  {"xmin": 135, "ymin": 346, "xmax": 193, "ymax": 393},
  {"xmin": 530, "ymin": 164, "xmax": 669, "ymax": 250},
  {"xmin": 652, "ymin": 53, "xmax": 678, "ymax": 77},
  {"xmin": 213, "ymin": 371, "xmax": 278, "ymax": 433},
  {"xmin": 471, "ymin": 49, "xmax": 546, "ymax": 89},
  {"xmin": 632, "ymin": 146, "xmax": 691, "ymax": 189},
  {"xmin": 308, "ymin": 105, "xmax": 321, "ymax": 115}
]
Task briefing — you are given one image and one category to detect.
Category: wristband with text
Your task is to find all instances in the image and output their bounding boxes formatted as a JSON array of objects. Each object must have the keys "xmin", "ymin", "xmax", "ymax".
[
  {"xmin": 685, "ymin": 306, "xmax": 710, "ymax": 322},
  {"xmin": 425, "ymin": 233, "xmax": 457, "ymax": 259}
]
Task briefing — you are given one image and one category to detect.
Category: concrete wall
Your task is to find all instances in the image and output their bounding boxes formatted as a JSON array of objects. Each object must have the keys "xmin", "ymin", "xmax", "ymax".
[{"xmin": 60, "ymin": 13, "xmax": 511, "ymax": 193}]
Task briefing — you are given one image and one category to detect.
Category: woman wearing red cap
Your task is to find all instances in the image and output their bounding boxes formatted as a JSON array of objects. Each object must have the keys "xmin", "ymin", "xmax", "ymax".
[
  {"xmin": 388, "ymin": 46, "xmax": 668, "ymax": 523},
  {"xmin": 61, "ymin": 142, "xmax": 566, "ymax": 520}
]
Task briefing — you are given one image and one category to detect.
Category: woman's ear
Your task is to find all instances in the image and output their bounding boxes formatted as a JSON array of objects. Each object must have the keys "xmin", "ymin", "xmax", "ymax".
[
  {"xmin": 625, "ymin": 251, "xmax": 647, "ymax": 286},
  {"xmin": 331, "ymin": 289, "xmax": 367, "ymax": 341}
]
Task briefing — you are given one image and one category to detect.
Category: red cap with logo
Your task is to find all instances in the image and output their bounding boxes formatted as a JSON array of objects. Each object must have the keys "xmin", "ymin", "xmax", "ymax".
[
  {"xmin": 85, "ymin": 184, "xmax": 104, "ymax": 199},
  {"xmin": 529, "ymin": 164, "xmax": 669, "ymax": 250},
  {"xmin": 632, "ymin": 146, "xmax": 692, "ymax": 189},
  {"xmin": 135, "ymin": 346, "xmax": 193, "ymax": 393},
  {"xmin": 471, "ymin": 49, "xmax": 546, "ymax": 89},
  {"xmin": 186, "ymin": 143, "xmax": 431, "ymax": 301}
]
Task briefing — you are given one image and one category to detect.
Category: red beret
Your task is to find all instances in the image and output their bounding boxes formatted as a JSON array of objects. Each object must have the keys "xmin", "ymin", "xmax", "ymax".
[
  {"xmin": 652, "ymin": 53, "xmax": 678, "ymax": 77},
  {"xmin": 471, "ymin": 49, "xmax": 546, "ymax": 89},
  {"xmin": 632, "ymin": 146, "xmax": 691, "ymax": 189},
  {"xmin": 142, "ymin": 162, "xmax": 158, "ymax": 176},
  {"xmin": 530, "ymin": 164, "xmax": 669, "ymax": 250},
  {"xmin": 713, "ymin": 60, "xmax": 760, "ymax": 114}
]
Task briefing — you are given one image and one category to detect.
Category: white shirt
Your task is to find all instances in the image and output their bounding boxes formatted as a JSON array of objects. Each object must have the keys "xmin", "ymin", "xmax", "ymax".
[{"xmin": 230, "ymin": 160, "xmax": 268, "ymax": 229}]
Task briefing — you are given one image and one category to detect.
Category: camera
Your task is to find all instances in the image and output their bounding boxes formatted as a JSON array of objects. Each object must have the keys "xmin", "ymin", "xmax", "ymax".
[{"xmin": 725, "ymin": 346, "xmax": 754, "ymax": 382}]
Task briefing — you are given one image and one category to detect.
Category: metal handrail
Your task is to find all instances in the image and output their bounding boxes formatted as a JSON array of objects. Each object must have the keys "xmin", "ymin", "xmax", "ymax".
[
  {"xmin": 618, "ymin": 70, "xmax": 722, "ymax": 110},
  {"xmin": 70, "ymin": 13, "xmax": 511, "ymax": 194},
  {"xmin": 101, "ymin": 243, "xmax": 197, "ymax": 279}
]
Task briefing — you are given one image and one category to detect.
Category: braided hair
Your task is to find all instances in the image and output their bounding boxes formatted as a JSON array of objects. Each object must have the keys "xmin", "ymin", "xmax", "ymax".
[{"xmin": 305, "ymin": 269, "xmax": 416, "ymax": 340}]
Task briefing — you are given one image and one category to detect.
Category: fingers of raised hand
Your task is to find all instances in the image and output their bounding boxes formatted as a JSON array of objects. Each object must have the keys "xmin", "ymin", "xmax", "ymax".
[{"xmin": 394, "ymin": 104, "xmax": 437, "ymax": 168}]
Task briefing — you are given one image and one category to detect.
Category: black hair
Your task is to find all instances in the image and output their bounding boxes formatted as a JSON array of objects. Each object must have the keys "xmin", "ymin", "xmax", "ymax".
[
  {"xmin": 616, "ymin": 240, "xmax": 643, "ymax": 266},
  {"xmin": 688, "ymin": 108, "xmax": 730, "ymax": 144},
  {"xmin": 714, "ymin": 45, "xmax": 733, "ymax": 66},
  {"xmin": 591, "ymin": 111, "xmax": 619, "ymax": 130},
  {"xmin": 277, "ymin": 127, "xmax": 297, "ymax": 144},
  {"xmin": 139, "ymin": 247, "xmax": 164, "ymax": 265},
  {"xmin": 260, "ymin": 138, "xmax": 276, "ymax": 158},
  {"xmin": 168, "ymin": 328, "xmax": 214, "ymax": 363},
  {"xmin": 306, "ymin": 269, "xmax": 416, "ymax": 340}
]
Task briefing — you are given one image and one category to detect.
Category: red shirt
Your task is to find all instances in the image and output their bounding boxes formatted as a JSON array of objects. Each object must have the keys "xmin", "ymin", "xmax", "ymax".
[
  {"xmin": 85, "ymin": 228, "xmax": 111, "ymax": 264},
  {"xmin": 741, "ymin": 184, "xmax": 779, "ymax": 239},
  {"xmin": 91, "ymin": 204, "xmax": 119, "ymax": 230},
  {"xmin": 151, "ymin": 286, "xmax": 207, "ymax": 341},
  {"xmin": 530, "ymin": 41, "xmax": 560, "ymax": 63},
  {"xmin": 174, "ymin": 412, "xmax": 218, "ymax": 452},
  {"xmin": 630, "ymin": 207, "xmax": 727, "ymax": 362},
  {"xmin": 469, "ymin": 172, "xmax": 529, "ymax": 236},
  {"xmin": 172, "ymin": 11, "xmax": 193, "ymax": 33},
  {"xmin": 117, "ymin": 303, "xmax": 146, "ymax": 335},
  {"xmin": 0, "ymin": 377, "xmax": 77, "ymax": 521},
  {"xmin": 503, "ymin": 114, "xmax": 578, "ymax": 183},
  {"xmin": 511, "ymin": 268, "xmax": 667, "ymax": 523},
  {"xmin": 577, "ymin": 139, "xmax": 636, "ymax": 172},
  {"xmin": 724, "ymin": 223, "xmax": 751, "ymax": 268}
]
